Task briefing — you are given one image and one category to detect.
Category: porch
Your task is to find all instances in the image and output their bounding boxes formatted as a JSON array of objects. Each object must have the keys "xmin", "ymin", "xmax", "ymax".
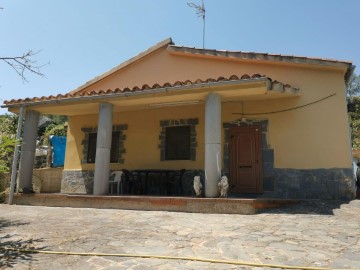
[
  {"xmin": 5, "ymin": 193, "xmax": 299, "ymax": 214},
  {"xmin": 108, "ymin": 169, "xmax": 187, "ymax": 196},
  {"xmin": 6, "ymin": 75, "xmax": 301, "ymax": 201}
]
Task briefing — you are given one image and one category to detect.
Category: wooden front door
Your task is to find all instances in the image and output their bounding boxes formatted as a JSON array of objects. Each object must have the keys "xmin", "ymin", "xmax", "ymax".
[{"xmin": 229, "ymin": 126, "xmax": 263, "ymax": 193}]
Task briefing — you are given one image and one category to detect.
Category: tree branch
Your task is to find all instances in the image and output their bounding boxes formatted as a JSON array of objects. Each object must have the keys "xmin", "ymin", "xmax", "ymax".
[{"xmin": 0, "ymin": 50, "xmax": 46, "ymax": 82}]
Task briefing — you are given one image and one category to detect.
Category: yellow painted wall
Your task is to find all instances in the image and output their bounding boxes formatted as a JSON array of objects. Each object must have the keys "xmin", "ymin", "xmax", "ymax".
[
  {"xmin": 65, "ymin": 104, "xmax": 205, "ymax": 171},
  {"xmin": 78, "ymin": 46, "xmax": 346, "ymax": 97},
  {"xmin": 64, "ymin": 47, "xmax": 352, "ymax": 171},
  {"xmin": 222, "ymin": 66, "xmax": 351, "ymax": 169}
]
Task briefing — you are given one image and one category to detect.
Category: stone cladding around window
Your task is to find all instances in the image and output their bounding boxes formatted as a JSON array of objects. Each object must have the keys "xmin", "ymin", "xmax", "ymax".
[
  {"xmin": 80, "ymin": 124, "xmax": 128, "ymax": 164},
  {"xmin": 159, "ymin": 118, "xmax": 199, "ymax": 161}
]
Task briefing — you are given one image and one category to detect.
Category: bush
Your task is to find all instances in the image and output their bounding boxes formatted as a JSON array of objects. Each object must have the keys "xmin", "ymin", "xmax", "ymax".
[
  {"xmin": 349, "ymin": 96, "xmax": 360, "ymax": 149},
  {"xmin": 43, "ymin": 123, "xmax": 67, "ymax": 145},
  {"xmin": 0, "ymin": 135, "xmax": 17, "ymax": 173},
  {"xmin": 0, "ymin": 173, "xmax": 6, "ymax": 203}
]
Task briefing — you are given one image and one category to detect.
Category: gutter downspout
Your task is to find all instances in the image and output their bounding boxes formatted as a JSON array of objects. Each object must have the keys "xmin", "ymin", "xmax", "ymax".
[{"xmin": 8, "ymin": 106, "xmax": 25, "ymax": 205}]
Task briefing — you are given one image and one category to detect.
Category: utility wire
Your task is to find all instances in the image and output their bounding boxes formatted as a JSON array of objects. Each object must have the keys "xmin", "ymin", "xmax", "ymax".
[{"xmin": 233, "ymin": 93, "xmax": 336, "ymax": 116}]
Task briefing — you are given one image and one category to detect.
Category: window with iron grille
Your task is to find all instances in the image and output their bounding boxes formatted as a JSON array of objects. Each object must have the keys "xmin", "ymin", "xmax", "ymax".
[
  {"xmin": 87, "ymin": 132, "xmax": 120, "ymax": 163},
  {"xmin": 165, "ymin": 126, "xmax": 191, "ymax": 160}
]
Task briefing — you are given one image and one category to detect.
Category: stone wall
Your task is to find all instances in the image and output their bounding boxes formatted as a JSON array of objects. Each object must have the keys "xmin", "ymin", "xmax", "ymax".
[
  {"xmin": 263, "ymin": 168, "xmax": 356, "ymax": 199},
  {"xmin": 33, "ymin": 168, "xmax": 62, "ymax": 193},
  {"xmin": 61, "ymin": 169, "xmax": 205, "ymax": 196},
  {"xmin": 61, "ymin": 170, "xmax": 94, "ymax": 194},
  {"xmin": 222, "ymin": 118, "xmax": 356, "ymax": 199},
  {"xmin": 61, "ymin": 167, "xmax": 356, "ymax": 199},
  {"xmin": 2, "ymin": 168, "xmax": 62, "ymax": 193}
]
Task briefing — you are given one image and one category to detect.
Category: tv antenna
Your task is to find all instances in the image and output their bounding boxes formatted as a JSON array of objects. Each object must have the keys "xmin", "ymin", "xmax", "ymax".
[{"xmin": 187, "ymin": 0, "xmax": 206, "ymax": 49}]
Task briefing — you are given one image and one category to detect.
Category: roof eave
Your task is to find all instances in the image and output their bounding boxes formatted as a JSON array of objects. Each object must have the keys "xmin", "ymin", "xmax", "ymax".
[
  {"xmin": 1, "ymin": 77, "xmax": 295, "ymax": 109},
  {"xmin": 167, "ymin": 45, "xmax": 353, "ymax": 72}
]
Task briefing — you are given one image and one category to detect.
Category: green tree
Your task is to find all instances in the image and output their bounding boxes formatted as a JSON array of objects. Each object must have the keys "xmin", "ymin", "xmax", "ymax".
[
  {"xmin": 0, "ymin": 113, "xmax": 18, "ymax": 137},
  {"xmin": 46, "ymin": 115, "xmax": 67, "ymax": 124},
  {"xmin": 349, "ymin": 97, "xmax": 360, "ymax": 149},
  {"xmin": 0, "ymin": 136, "xmax": 17, "ymax": 173},
  {"xmin": 0, "ymin": 114, "xmax": 18, "ymax": 200},
  {"xmin": 347, "ymin": 73, "xmax": 360, "ymax": 97},
  {"xmin": 43, "ymin": 123, "xmax": 67, "ymax": 145},
  {"xmin": 348, "ymin": 73, "xmax": 360, "ymax": 149},
  {"xmin": 0, "ymin": 114, "xmax": 18, "ymax": 172}
]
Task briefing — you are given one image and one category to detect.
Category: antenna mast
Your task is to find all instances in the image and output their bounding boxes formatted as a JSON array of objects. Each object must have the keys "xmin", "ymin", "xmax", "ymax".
[{"xmin": 187, "ymin": 0, "xmax": 206, "ymax": 49}]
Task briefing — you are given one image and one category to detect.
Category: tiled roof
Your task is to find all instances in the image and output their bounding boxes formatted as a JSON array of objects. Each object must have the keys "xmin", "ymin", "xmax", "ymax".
[
  {"xmin": 3, "ymin": 74, "xmax": 299, "ymax": 107},
  {"xmin": 168, "ymin": 45, "xmax": 353, "ymax": 67},
  {"xmin": 69, "ymin": 38, "xmax": 354, "ymax": 96}
]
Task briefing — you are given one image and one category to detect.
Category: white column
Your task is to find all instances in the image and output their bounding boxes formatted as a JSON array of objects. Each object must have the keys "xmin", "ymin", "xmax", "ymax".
[
  {"xmin": 204, "ymin": 93, "xmax": 222, "ymax": 197},
  {"xmin": 18, "ymin": 109, "xmax": 40, "ymax": 191},
  {"xmin": 93, "ymin": 102, "xmax": 113, "ymax": 195}
]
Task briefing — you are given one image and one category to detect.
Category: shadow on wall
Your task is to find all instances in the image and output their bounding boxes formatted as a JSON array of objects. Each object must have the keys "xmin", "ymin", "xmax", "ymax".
[
  {"xmin": 258, "ymin": 200, "xmax": 352, "ymax": 215},
  {"xmin": 0, "ymin": 218, "xmax": 46, "ymax": 268}
]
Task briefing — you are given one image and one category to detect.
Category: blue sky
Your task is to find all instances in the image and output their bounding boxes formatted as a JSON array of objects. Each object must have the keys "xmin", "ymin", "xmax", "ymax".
[{"xmin": 1, "ymin": 0, "xmax": 359, "ymax": 114}]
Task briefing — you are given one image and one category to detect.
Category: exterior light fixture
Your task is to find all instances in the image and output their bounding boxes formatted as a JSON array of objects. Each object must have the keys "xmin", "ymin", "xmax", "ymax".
[{"xmin": 149, "ymin": 100, "xmax": 201, "ymax": 108}]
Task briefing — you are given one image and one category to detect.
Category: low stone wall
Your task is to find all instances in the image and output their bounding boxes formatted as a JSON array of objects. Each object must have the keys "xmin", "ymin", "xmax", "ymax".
[
  {"xmin": 261, "ymin": 168, "xmax": 356, "ymax": 200},
  {"xmin": 61, "ymin": 169, "xmax": 204, "ymax": 196},
  {"xmin": 5, "ymin": 194, "xmax": 299, "ymax": 214},
  {"xmin": 61, "ymin": 170, "xmax": 94, "ymax": 194},
  {"xmin": 33, "ymin": 168, "xmax": 62, "ymax": 193},
  {"xmin": 61, "ymin": 168, "xmax": 356, "ymax": 199},
  {"xmin": 1, "ymin": 168, "xmax": 62, "ymax": 193}
]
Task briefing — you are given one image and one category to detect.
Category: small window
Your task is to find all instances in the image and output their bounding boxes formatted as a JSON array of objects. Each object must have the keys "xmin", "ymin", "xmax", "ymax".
[
  {"xmin": 165, "ymin": 126, "xmax": 191, "ymax": 160},
  {"xmin": 110, "ymin": 132, "xmax": 120, "ymax": 163},
  {"xmin": 87, "ymin": 132, "xmax": 120, "ymax": 163},
  {"xmin": 87, "ymin": 133, "xmax": 97, "ymax": 163}
]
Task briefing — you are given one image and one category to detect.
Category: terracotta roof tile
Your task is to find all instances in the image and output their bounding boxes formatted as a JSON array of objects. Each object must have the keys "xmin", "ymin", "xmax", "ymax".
[
  {"xmin": 64, "ymin": 39, "xmax": 353, "ymax": 97},
  {"xmin": 2, "ymin": 74, "xmax": 299, "ymax": 107},
  {"xmin": 168, "ymin": 45, "xmax": 353, "ymax": 66}
]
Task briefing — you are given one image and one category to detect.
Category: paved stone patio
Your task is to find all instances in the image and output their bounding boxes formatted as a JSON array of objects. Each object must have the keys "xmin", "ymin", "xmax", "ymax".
[{"xmin": 0, "ymin": 200, "xmax": 359, "ymax": 269}]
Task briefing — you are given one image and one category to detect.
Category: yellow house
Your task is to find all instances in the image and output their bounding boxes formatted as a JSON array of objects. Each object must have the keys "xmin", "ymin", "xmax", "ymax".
[{"xmin": 3, "ymin": 38, "xmax": 357, "ymax": 199}]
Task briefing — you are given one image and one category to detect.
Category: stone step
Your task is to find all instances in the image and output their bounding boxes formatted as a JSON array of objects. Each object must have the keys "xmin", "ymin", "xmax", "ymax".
[{"xmin": 6, "ymin": 193, "xmax": 299, "ymax": 215}]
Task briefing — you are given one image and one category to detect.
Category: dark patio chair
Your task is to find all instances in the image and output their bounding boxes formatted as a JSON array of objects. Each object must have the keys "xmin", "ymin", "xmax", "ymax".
[
  {"xmin": 121, "ymin": 170, "xmax": 143, "ymax": 195},
  {"xmin": 167, "ymin": 169, "xmax": 186, "ymax": 196}
]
